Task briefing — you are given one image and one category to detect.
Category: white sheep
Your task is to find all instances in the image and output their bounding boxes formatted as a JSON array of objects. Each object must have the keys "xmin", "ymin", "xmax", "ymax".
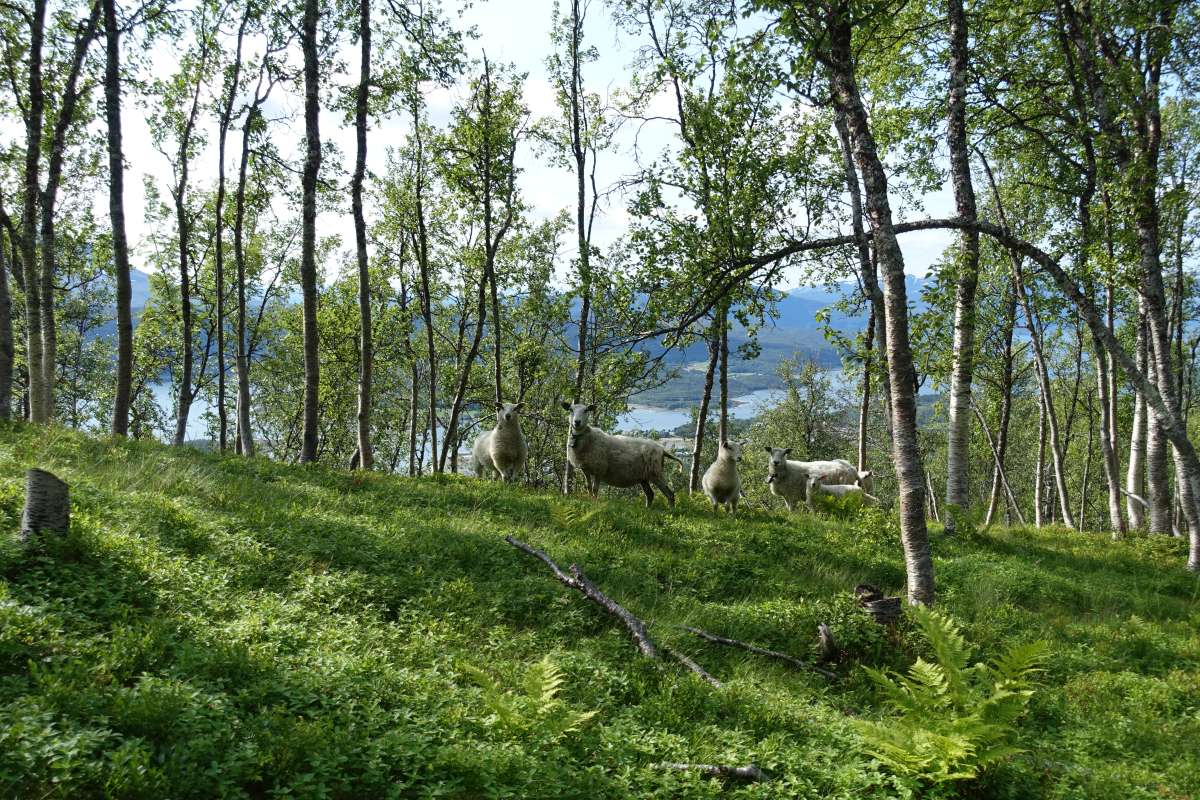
[
  {"xmin": 807, "ymin": 479, "xmax": 881, "ymax": 508},
  {"xmin": 472, "ymin": 402, "xmax": 528, "ymax": 482},
  {"xmin": 561, "ymin": 402, "xmax": 685, "ymax": 508},
  {"xmin": 801, "ymin": 457, "xmax": 873, "ymax": 491},
  {"xmin": 763, "ymin": 447, "xmax": 812, "ymax": 511},
  {"xmin": 702, "ymin": 439, "xmax": 744, "ymax": 514}
]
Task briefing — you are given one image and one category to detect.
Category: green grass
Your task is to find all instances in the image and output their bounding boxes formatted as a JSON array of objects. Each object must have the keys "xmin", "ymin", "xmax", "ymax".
[{"xmin": 1, "ymin": 422, "xmax": 1197, "ymax": 799}]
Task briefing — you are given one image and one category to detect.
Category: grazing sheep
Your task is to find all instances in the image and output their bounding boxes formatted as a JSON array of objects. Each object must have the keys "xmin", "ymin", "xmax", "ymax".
[
  {"xmin": 472, "ymin": 402, "xmax": 528, "ymax": 482},
  {"xmin": 702, "ymin": 440, "xmax": 744, "ymax": 514},
  {"xmin": 801, "ymin": 457, "xmax": 870, "ymax": 489},
  {"xmin": 561, "ymin": 402, "xmax": 685, "ymax": 508},
  {"xmin": 807, "ymin": 479, "xmax": 881, "ymax": 508}
]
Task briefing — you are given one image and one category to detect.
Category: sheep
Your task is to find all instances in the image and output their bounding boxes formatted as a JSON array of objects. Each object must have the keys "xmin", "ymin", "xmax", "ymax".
[
  {"xmin": 807, "ymin": 478, "xmax": 881, "ymax": 508},
  {"xmin": 763, "ymin": 447, "xmax": 812, "ymax": 511},
  {"xmin": 800, "ymin": 457, "xmax": 872, "ymax": 490},
  {"xmin": 702, "ymin": 439, "xmax": 744, "ymax": 514},
  {"xmin": 561, "ymin": 402, "xmax": 685, "ymax": 508},
  {"xmin": 472, "ymin": 402, "xmax": 528, "ymax": 482}
]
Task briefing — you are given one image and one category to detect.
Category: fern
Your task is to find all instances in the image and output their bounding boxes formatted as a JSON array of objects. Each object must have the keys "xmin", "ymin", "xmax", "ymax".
[
  {"xmin": 853, "ymin": 608, "xmax": 1048, "ymax": 784},
  {"xmin": 463, "ymin": 656, "xmax": 597, "ymax": 745}
]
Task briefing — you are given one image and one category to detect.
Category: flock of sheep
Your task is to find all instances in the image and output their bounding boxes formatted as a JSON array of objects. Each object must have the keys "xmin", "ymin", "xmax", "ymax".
[{"xmin": 471, "ymin": 401, "xmax": 879, "ymax": 512}]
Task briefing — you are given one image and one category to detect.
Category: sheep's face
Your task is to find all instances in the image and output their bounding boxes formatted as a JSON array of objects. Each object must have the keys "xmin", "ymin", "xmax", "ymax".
[
  {"xmin": 764, "ymin": 447, "xmax": 792, "ymax": 483},
  {"xmin": 560, "ymin": 402, "xmax": 596, "ymax": 437},
  {"xmin": 720, "ymin": 440, "xmax": 744, "ymax": 463},
  {"xmin": 856, "ymin": 469, "xmax": 873, "ymax": 490},
  {"xmin": 496, "ymin": 402, "xmax": 524, "ymax": 426}
]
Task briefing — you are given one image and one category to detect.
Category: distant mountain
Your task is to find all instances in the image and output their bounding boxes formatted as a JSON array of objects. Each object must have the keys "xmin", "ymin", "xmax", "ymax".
[{"xmin": 633, "ymin": 277, "xmax": 932, "ymax": 408}]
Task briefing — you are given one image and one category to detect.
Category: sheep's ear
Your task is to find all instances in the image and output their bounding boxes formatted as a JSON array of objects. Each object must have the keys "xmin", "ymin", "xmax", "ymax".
[
  {"xmin": 784, "ymin": 448, "xmax": 792, "ymax": 456},
  {"xmin": 495, "ymin": 402, "xmax": 504, "ymax": 412},
  {"xmin": 560, "ymin": 401, "xmax": 572, "ymax": 411},
  {"xmin": 514, "ymin": 402, "xmax": 525, "ymax": 412},
  {"xmin": 586, "ymin": 403, "xmax": 596, "ymax": 413},
  {"xmin": 763, "ymin": 446, "xmax": 773, "ymax": 454}
]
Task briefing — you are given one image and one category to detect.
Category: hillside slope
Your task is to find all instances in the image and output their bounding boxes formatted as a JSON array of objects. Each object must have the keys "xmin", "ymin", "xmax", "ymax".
[{"xmin": 1, "ymin": 424, "xmax": 1197, "ymax": 799}]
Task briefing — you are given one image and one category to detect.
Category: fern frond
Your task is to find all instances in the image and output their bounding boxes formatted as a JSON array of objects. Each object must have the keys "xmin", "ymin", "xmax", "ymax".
[
  {"xmin": 522, "ymin": 656, "xmax": 565, "ymax": 705},
  {"xmin": 913, "ymin": 607, "xmax": 971, "ymax": 703},
  {"xmin": 989, "ymin": 640, "xmax": 1048, "ymax": 686}
]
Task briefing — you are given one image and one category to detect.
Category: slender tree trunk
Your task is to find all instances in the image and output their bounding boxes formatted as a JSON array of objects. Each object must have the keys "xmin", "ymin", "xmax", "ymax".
[
  {"xmin": 215, "ymin": 9, "xmax": 248, "ymax": 454},
  {"xmin": 942, "ymin": 0, "xmax": 980, "ymax": 531},
  {"xmin": 409, "ymin": 105, "xmax": 439, "ymax": 474},
  {"xmin": 352, "ymin": 0, "xmax": 373, "ymax": 469},
  {"xmin": 857, "ymin": 308, "xmax": 874, "ymax": 472},
  {"xmin": 973, "ymin": 404, "xmax": 1024, "ymax": 526},
  {"xmin": 689, "ymin": 330, "xmax": 718, "ymax": 493},
  {"xmin": 0, "ymin": 230, "xmax": 12, "ymax": 419},
  {"xmin": 985, "ymin": 281, "xmax": 1017, "ymax": 525},
  {"xmin": 298, "ymin": 0, "xmax": 322, "ymax": 463},
  {"xmin": 104, "ymin": 0, "xmax": 132, "ymax": 437},
  {"xmin": 834, "ymin": 111, "xmax": 888, "ymax": 395},
  {"xmin": 21, "ymin": 0, "xmax": 48, "ymax": 424},
  {"xmin": 1035, "ymin": 392, "xmax": 1046, "ymax": 528},
  {"xmin": 717, "ymin": 303, "xmax": 729, "ymax": 443},
  {"xmin": 1080, "ymin": 396, "xmax": 1094, "ymax": 531},
  {"xmin": 39, "ymin": 2, "xmax": 100, "ymax": 423},
  {"xmin": 171, "ymin": 43, "xmax": 208, "ymax": 446},
  {"xmin": 1127, "ymin": 313, "xmax": 1148, "ymax": 527},
  {"xmin": 440, "ymin": 273, "xmax": 488, "ymax": 473},
  {"xmin": 563, "ymin": 0, "xmax": 592, "ymax": 495},
  {"xmin": 1094, "ymin": 343, "xmax": 1123, "ymax": 536},
  {"xmin": 827, "ymin": 8, "xmax": 933, "ymax": 605},
  {"xmin": 233, "ymin": 100, "xmax": 257, "ymax": 457},
  {"xmin": 1146, "ymin": 344, "xmax": 1172, "ymax": 533}
]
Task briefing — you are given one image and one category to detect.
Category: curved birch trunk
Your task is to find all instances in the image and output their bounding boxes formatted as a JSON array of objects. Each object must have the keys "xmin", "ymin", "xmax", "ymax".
[{"xmin": 827, "ymin": 10, "xmax": 933, "ymax": 605}]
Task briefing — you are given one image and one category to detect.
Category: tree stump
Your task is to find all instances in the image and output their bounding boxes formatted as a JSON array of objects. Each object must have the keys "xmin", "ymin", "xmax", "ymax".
[
  {"xmin": 855, "ymin": 583, "xmax": 901, "ymax": 625},
  {"xmin": 20, "ymin": 469, "xmax": 70, "ymax": 542},
  {"xmin": 818, "ymin": 623, "xmax": 838, "ymax": 663}
]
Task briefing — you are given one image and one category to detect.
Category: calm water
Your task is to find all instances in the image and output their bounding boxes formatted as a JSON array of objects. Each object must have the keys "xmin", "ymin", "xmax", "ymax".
[{"xmin": 155, "ymin": 368, "xmax": 846, "ymax": 443}]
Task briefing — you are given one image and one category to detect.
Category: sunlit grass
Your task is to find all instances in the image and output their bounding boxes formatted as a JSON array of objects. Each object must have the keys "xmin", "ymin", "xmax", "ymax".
[{"xmin": 0, "ymin": 421, "xmax": 1197, "ymax": 799}]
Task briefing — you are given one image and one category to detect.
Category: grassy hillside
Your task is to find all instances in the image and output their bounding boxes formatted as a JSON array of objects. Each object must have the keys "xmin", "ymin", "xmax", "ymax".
[{"xmin": 1, "ymin": 423, "xmax": 1197, "ymax": 799}]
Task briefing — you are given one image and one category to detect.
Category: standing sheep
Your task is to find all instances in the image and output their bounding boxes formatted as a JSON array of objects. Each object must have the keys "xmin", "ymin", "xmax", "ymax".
[
  {"xmin": 472, "ymin": 402, "xmax": 528, "ymax": 482},
  {"xmin": 702, "ymin": 440, "xmax": 744, "ymax": 514},
  {"xmin": 764, "ymin": 447, "xmax": 810, "ymax": 511},
  {"xmin": 561, "ymin": 402, "xmax": 685, "ymax": 508}
]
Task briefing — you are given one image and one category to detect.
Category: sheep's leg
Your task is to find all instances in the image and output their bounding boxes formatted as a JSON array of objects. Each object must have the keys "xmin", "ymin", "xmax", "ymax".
[
  {"xmin": 653, "ymin": 478, "xmax": 675, "ymax": 509},
  {"xmin": 640, "ymin": 481, "xmax": 655, "ymax": 507},
  {"xmin": 587, "ymin": 474, "xmax": 600, "ymax": 498},
  {"xmin": 783, "ymin": 498, "xmax": 794, "ymax": 512}
]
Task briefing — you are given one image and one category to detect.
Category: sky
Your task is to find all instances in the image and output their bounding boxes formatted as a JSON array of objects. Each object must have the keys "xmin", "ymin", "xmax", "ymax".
[{"xmin": 115, "ymin": 0, "xmax": 955, "ymax": 288}]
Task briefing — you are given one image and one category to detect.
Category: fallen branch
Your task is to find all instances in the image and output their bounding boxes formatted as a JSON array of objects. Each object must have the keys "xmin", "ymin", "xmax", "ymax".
[
  {"xmin": 680, "ymin": 625, "xmax": 838, "ymax": 680},
  {"xmin": 507, "ymin": 536, "xmax": 723, "ymax": 688},
  {"xmin": 660, "ymin": 643, "xmax": 723, "ymax": 688},
  {"xmin": 506, "ymin": 535, "xmax": 659, "ymax": 657},
  {"xmin": 656, "ymin": 763, "xmax": 768, "ymax": 782}
]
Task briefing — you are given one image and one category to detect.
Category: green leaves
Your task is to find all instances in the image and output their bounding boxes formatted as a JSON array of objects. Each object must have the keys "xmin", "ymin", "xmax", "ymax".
[
  {"xmin": 854, "ymin": 608, "xmax": 1048, "ymax": 784},
  {"xmin": 462, "ymin": 656, "xmax": 599, "ymax": 745}
]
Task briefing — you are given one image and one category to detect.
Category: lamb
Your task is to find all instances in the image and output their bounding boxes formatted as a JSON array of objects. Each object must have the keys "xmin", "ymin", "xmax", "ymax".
[
  {"xmin": 798, "ymin": 457, "xmax": 872, "ymax": 492},
  {"xmin": 702, "ymin": 440, "xmax": 744, "ymax": 514},
  {"xmin": 561, "ymin": 402, "xmax": 685, "ymax": 508},
  {"xmin": 807, "ymin": 478, "xmax": 881, "ymax": 508},
  {"xmin": 472, "ymin": 402, "xmax": 528, "ymax": 482}
]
